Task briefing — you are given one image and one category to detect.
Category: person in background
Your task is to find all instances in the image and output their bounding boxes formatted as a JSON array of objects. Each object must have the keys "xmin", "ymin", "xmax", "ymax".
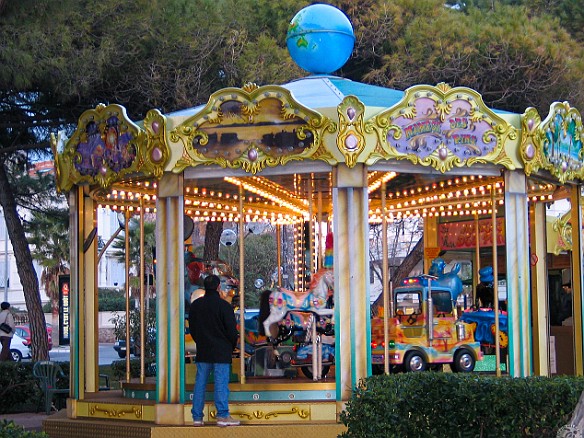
[
  {"xmin": 561, "ymin": 282, "xmax": 573, "ymax": 324},
  {"xmin": 0, "ymin": 302, "xmax": 15, "ymax": 361},
  {"xmin": 189, "ymin": 275, "xmax": 240, "ymax": 427}
]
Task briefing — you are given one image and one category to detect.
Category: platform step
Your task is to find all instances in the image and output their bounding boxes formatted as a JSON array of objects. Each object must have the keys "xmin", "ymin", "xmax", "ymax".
[{"xmin": 44, "ymin": 412, "xmax": 346, "ymax": 438}]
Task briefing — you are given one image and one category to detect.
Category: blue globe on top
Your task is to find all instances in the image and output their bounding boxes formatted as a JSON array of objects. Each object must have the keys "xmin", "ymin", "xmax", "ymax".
[{"xmin": 286, "ymin": 4, "xmax": 355, "ymax": 75}]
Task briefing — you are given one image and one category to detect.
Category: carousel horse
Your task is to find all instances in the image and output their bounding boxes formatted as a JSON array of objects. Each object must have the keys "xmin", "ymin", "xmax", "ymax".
[
  {"xmin": 259, "ymin": 268, "xmax": 334, "ymax": 342},
  {"xmin": 428, "ymin": 258, "xmax": 463, "ymax": 300}
]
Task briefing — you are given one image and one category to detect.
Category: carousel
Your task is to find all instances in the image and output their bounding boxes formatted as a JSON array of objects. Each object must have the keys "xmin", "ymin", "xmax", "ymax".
[{"xmin": 46, "ymin": 4, "xmax": 584, "ymax": 437}]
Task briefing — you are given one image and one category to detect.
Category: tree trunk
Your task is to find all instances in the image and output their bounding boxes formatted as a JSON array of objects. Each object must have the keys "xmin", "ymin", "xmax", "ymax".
[
  {"xmin": 371, "ymin": 236, "xmax": 424, "ymax": 315},
  {"xmin": 203, "ymin": 221, "xmax": 223, "ymax": 261},
  {"xmin": 0, "ymin": 162, "xmax": 49, "ymax": 360}
]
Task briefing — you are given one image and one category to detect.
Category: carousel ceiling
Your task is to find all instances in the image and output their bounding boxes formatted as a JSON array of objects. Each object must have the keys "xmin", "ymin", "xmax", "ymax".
[{"xmin": 92, "ymin": 170, "xmax": 557, "ymax": 225}]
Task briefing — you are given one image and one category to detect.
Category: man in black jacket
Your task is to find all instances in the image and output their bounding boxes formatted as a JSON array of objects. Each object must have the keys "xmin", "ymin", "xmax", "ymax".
[{"xmin": 189, "ymin": 274, "xmax": 240, "ymax": 427}]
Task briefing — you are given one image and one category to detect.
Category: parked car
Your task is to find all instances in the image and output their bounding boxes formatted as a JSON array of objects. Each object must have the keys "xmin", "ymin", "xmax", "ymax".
[
  {"xmin": 9, "ymin": 333, "xmax": 31, "ymax": 362},
  {"xmin": 113, "ymin": 339, "xmax": 138, "ymax": 358},
  {"xmin": 14, "ymin": 324, "xmax": 53, "ymax": 350},
  {"xmin": 113, "ymin": 329, "xmax": 156, "ymax": 358}
]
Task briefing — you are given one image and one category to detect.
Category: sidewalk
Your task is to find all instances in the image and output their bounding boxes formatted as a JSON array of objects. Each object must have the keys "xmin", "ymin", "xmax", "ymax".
[{"xmin": 0, "ymin": 412, "xmax": 50, "ymax": 432}]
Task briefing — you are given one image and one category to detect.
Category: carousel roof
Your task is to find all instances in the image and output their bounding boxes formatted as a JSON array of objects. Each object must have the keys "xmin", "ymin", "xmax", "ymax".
[{"xmin": 282, "ymin": 75, "xmax": 405, "ymax": 110}]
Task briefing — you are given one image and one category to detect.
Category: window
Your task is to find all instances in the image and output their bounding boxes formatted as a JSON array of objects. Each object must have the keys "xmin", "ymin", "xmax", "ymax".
[
  {"xmin": 432, "ymin": 291, "xmax": 453, "ymax": 314},
  {"xmin": 395, "ymin": 291, "xmax": 421, "ymax": 315}
]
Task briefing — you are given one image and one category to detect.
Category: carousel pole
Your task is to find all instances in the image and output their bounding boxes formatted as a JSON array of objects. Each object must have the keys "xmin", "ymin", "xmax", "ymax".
[
  {"xmin": 238, "ymin": 186, "xmax": 246, "ymax": 384},
  {"xmin": 491, "ymin": 185, "xmax": 501, "ymax": 377},
  {"xmin": 308, "ymin": 175, "xmax": 314, "ymax": 274},
  {"xmin": 276, "ymin": 224, "xmax": 282, "ymax": 287},
  {"xmin": 381, "ymin": 183, "xmax": 390, "ymax": 374},
  {"xmin": 317, "ymin": 191, "xmax": 324, "ymax": 269},
  {"xmin": 474, "ymin": 212, "xmax": 481, "ymax": 307},
  {"xmin": 124, "ymin": 208, "xmax": 131, "ymax": 382},
  {"xmin": 139, "ymin": 197, "xmax": 145, "ymax": 383}
]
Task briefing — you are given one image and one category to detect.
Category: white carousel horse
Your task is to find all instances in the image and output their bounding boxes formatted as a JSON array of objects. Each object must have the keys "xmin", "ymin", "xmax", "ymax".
[{"xmin": 259, "ymin": 268, "xmax": 334, "ymax": 341}]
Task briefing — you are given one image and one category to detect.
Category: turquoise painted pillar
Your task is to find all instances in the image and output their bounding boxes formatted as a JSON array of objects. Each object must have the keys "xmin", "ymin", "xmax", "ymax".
[
  {"xmin": 155, "ymin": 173, "xmax": 185, "ymax": 424},
  {"xmin": 333, "ymin": 164, "xmax": 372, "ymax": 405},
  {"xmin": 504, "ymin": 170, "xmax": 532, "ymax": 376}
]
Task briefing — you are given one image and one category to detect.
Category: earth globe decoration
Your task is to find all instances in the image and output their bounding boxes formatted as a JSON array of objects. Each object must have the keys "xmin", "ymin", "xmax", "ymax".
[{"xmin": 286, "ymin": 4, "xmax": 355, "ymax": 75}]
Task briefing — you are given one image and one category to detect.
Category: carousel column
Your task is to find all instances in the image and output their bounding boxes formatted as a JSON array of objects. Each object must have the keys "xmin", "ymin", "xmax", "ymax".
[
  {"xmin": 423, "ymin": 216, "xmax": 439, "ymax": 272},
  {"xmin": 529, "ymin": 202, "xmax": 550, "ymax": 376},
  {"xmin": 504, "ymin": 170, "xmax": 532, "ymax": 377},
  {"xmin": 570, "ymin": 185, "xmax": 583, "ymax": 375},
  {"xmin": 155, "ymin": 173, "xmax": 185, "ymax": 424},
  {"xmin": 332, "ymin": 164, "xmax": 371, "ymax": 406},
  {"xmin": 68, "ymin": 186, "xmax": 99, "ymax": 405}
]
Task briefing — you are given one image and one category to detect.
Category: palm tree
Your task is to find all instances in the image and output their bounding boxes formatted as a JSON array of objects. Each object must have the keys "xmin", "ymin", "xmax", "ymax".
[
  {"xmin": 110, "ymin": 217, "xmax": 156, "ymax": 302},
  {"xmin": 26, "ymin": 208, "xmax": 70, "ymax": 338}
]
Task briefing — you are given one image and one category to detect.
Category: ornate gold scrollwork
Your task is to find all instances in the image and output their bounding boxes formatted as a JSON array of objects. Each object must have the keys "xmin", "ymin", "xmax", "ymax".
[
  {"xmin": 89, "ymin": 404, "xmax": 143, "ymax": 419},
  {"xmin": 552, "ymin": 210, "xmax": 572, "ymax": 255},
  {"xmin": 532, "ymin": 102, "xmax": 584, "ymax": 184},
  {"xmin": 209, "ymin": 406, "xmax": 310, "ymax": 421},
  {"xmin": 171, "ymin": 84, "xmax": 336, "ymax": 174},
  {"xmin": 520, "ymin": 107, "xmax": 544, "ymax": 176},
  {"xmin": 337, "ymin": 96, "xmax": 366, "ymax": 167},
  {"xmin": 364, "ymin": 83, "xmax": 516, "ymax": 172},
  {"xmin": 53, "ymin": 104, "xmax": 169, "ymax": 192}
]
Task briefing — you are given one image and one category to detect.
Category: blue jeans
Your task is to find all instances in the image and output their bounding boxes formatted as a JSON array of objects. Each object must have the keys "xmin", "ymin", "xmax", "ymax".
[{"xmin": 191, "ymin": 362, "xmax": 231, "ymax": 420}]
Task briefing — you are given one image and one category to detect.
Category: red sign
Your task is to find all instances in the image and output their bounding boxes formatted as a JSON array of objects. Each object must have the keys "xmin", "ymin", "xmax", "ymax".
[{"xmin": 438, "ymin": 217, "xmax": 506, "ymax": 250}]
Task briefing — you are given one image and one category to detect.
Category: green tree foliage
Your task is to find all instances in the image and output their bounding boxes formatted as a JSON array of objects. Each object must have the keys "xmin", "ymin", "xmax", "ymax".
[
  {"xmin": 220, "ymin": 232, "xmax": 277, "ymax": 308},
  {"xmin": 110, "ymin": 218, "xmax": 156, "ymax": 299},
  {"xmin": 355, "ymin": 0, "xmax": 584, "ymax": 113}
]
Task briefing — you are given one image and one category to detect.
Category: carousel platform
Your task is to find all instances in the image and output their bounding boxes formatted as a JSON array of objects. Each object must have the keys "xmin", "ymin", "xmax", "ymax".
[
  {"xmin": 42, "ymin": 376, "xmax": 346, "ymax": 438},
  {"xmin": 43, "ymin": 409, "xmax": 346, "ymax": 438}
]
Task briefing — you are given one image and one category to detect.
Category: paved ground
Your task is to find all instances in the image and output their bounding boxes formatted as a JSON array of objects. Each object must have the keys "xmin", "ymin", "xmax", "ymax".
[{"xmin": 0, "ymin": 411, "xmax": 52, "ymax": 431}]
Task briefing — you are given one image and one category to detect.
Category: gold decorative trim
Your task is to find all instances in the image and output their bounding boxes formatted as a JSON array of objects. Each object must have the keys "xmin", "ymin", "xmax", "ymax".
[
  {"xmin": 210, "ymin": 406, "xmax": 310, "ymax": 421},
  {"xmin": 552, "ymin": 211, "xmax": 572, "ymax": 255},
  {"xmin": 89, "ymin": 403, "xmax": 143, "ymax": 419},
  {"xmin": 337, "ymin": 96, "xmax": 366, "ymax": 167},
  {"xmin": 142, "ymin": 109, "xmax": 170, "ymax": 178},
  {"xmin": 171, "ymin": 85, "xmax": 336, "ymax": 174},
  {"xmin": 364, "ymin": 83, "xmax": 517, "ymax": 172},
  {"xmin": 533, "ymin": 102, "xmax": 584, "ymax": 184},
  {"xmin": 520, "ymin": 107, "xmax": 544, "ymax": 176},
  {"xmin": 53, "ymin": 104, "xmax": 170, "ymax": 192}
]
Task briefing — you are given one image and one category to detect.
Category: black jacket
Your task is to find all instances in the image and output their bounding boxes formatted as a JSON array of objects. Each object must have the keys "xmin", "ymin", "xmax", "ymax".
[{"xmin": 188, "ymin": 289, "xmax": 238, "ymax": 363}]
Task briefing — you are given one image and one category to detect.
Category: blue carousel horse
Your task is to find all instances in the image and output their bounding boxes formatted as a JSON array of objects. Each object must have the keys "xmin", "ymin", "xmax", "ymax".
[
  {"xmin": 259, "ymin": 268, "xmax": 334, "ymax": 342},
  {"xmin": 428, "ymin": 258, "xmax": 463, "ymax": 300}
]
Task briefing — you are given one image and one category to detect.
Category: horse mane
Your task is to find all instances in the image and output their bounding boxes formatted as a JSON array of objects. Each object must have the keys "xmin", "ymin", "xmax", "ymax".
[{"xmin": 309, "ymin": 268, "xmax": 331, "ymax": 290}]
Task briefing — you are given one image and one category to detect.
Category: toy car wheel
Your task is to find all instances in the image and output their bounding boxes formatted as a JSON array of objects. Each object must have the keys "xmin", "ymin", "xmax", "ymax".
[
  {"xmin": 279, "ymin": 351, "xmax": 294, "ymax": 367},
  {"xmin": 301, "ymin": 365, "xmax": 330, "ymax": 379},
  {"xmin": 404, "ymin": 351, "xmax": 427, "ymax": 372},
  {"xmin": 452, "ymin": 349, "xmax": 475, "ymax": 372},
  {"xmin": 10, "ymin": 349, "xmax": 22, "ymax": 362}
]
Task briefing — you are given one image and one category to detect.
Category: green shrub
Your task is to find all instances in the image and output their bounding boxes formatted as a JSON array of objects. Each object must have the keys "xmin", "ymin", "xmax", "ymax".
[
  {"xmin": 340, "ymin": 373, "xmax": 584, "ymax": 438},
  {"xmin": 110, "ymin": 358, "xmax": 156, "ymax": 386},
  {"xmin": 98, "ymin": 288, "xmax": 156, "ymax": 311},
  {"xmin": 0, "ymin": 420, "xmax": 48, "ymax": 438},
  {"xmin": 0, "ymin": 363, "xmax": 42, "ymax": 415}
]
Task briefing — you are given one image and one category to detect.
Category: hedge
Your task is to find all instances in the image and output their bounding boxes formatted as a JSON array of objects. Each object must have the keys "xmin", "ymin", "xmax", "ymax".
[
  {"xmin": 0, "ymin": 420, "xmax": 48, "ymax": 438},
  {"xmin": 340, "ymin": 372, "xmax": 584, "ymax": 438}
]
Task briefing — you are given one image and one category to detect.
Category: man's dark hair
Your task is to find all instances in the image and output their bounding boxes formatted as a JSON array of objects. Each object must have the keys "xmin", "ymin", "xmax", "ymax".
[
  {"xmin": 204, "ymin": 275, "xmax": 221, "ymax": 291},
  {"xmin": 0, "ymin": 302, "xmax": 9, "ymax": 310}
]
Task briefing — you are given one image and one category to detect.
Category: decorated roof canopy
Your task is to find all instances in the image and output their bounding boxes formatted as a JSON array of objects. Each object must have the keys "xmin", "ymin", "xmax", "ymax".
[{"xmin": 50, "ymin": 4, "xmax": 584, "ymax": 226}]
